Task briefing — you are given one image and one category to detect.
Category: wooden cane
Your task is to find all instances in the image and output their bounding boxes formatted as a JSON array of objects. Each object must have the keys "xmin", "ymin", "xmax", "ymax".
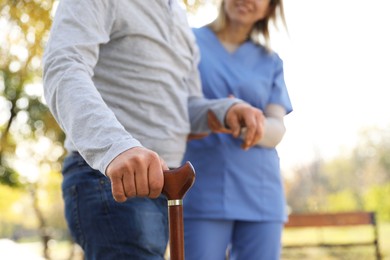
[{"xmin": 162, "ymin": 161, "xmax": 195, "ymax": 260}]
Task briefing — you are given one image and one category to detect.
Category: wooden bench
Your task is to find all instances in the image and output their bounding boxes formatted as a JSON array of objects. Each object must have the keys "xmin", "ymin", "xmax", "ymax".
[{"xmin": 283, "ymin": 211, "xmax": 382, "ymax": 259}]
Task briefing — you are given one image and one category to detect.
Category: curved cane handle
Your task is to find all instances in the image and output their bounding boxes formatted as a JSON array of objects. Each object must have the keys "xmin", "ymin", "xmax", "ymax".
[
  {"xmin": 162, "ymin": 161, "xmax": 195, "ymax": 201},
  {"xmin": 162, "ymin": 161, "xmax": 195, "ymax": 260}
]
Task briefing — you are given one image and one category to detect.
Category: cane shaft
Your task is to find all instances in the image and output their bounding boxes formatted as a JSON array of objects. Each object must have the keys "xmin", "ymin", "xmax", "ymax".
[
  {"xmin": 168, "ymin": 205, "xmax": 184, "ymax": 260},
  {"xmin": 163, "ymin": 162, "xmax": 195, "ymax": 260}
]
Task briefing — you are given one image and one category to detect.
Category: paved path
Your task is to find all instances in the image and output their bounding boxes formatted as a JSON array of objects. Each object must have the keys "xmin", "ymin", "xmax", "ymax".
[{"xmin": 0, "ymin": 239, "xmax": 44, "ymax": 260}]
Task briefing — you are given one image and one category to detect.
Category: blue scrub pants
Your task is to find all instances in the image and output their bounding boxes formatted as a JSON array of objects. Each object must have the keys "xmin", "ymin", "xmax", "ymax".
[
  {"xmin": 184, "ymin": 219, "xmax": 283, "ymax": 260},
  {"xmin": 61, "ymin": 152, "xmax": 168, "ymax": 260}
]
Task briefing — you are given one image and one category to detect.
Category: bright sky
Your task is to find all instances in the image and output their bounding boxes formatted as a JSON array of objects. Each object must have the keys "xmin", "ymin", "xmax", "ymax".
[{"xmin": 188, "ymin": 0, "xmax": 390, "ymax": 171}]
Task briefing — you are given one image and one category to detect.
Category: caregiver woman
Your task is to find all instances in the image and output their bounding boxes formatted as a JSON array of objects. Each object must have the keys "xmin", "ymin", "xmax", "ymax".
[{"xmin": 182, "ymin": 0, "xmax": 293, "ymax": 259}]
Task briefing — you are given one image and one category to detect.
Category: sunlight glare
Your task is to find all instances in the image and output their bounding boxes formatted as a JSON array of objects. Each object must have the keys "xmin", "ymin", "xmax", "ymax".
[{"xmin": 187, "ymin": 2, "xmax": 218, "ymax": 28}]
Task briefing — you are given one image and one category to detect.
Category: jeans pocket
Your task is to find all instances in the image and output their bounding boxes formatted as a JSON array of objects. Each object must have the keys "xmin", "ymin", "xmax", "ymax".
[{"xmin": 62, "ymin": 153, "xmax": 89, "ymax": 175}]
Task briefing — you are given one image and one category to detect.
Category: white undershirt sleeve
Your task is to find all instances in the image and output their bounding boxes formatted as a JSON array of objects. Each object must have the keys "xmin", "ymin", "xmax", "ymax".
[{"xmin": 241, "ymin": 104, "xmax": 286, "ymax": 148}]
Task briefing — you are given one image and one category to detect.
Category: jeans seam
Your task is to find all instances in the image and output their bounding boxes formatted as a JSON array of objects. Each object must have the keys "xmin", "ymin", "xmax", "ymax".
[
  {"xmin": 98, "ymin": 178, "xmax": 129, "ymax": 258},
  {"xmin": 70, "ymin": 185, "xmax": 85, "ymax": 247}
]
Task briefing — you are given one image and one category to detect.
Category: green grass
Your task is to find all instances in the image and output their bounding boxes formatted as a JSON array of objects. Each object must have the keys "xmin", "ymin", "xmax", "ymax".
[{"xmin": 282, "ymin": 222, "xmax": 390, "ymax": 260}]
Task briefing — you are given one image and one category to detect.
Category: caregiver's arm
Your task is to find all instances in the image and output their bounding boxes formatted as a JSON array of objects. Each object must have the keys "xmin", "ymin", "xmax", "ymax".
[{"xmin": 241, "ymin": 104, "xmax": 286, "ymax": 148}]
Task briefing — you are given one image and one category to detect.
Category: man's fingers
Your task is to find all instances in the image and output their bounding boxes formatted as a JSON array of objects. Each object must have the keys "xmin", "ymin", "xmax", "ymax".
[
  {"xmin": 160, "ymin": 156, "xmax": 169, "ymax": 171},
  {"xmin": 148, "ymin": 159, "xmax": 164, "ymax": 198},
  {"xmin": 106, "ymin": 147, "xmax": 165, "ymax": 200},
  {"xmin": 133, "ymin": 163, "xmax": 149, "ymax": 197},
  {"xmin": 110, "ymin": 175, "xmax": 127, "ymax": 202},
  {"xmin": 123, "ymin": 169, "xmax": 137, "ymax": 198}
]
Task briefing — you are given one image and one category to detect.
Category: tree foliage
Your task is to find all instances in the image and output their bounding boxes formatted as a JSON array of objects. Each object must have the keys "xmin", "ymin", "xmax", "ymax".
[
  {"xmin": 1, "ymin": 1, "xmax": 68, "ymax": 256},
  {"xmin": 182, "ymin": 0, "xmax": 214, "ymax": 13},
  {"xmin": 0, "ymin": 0, "xmax": 64, "ymax": 187},
  {"xmin": 285, "ymin": 125, "xmax": 390, "ymax": 221}
]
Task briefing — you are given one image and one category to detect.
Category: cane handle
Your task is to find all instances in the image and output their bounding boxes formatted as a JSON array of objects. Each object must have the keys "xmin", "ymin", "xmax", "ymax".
[
  {"xmin": 162, "ymin": 161, "xmax": 195, "ymax": 260},
  {"xmin": 162, "ymin": 161, "xmax": 195, "ymax": 201}
]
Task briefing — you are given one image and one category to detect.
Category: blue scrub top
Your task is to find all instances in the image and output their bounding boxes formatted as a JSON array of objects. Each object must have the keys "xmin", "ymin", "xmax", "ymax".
[{"xmin": 183, "ymin": 27, "xmax": 293, "ymax": 222}]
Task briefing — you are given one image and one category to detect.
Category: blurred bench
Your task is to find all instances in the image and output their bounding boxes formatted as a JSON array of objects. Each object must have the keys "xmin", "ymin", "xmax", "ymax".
[{"xmin": 283, "ymin": 211, "xmax": 381, "ymax": 260}]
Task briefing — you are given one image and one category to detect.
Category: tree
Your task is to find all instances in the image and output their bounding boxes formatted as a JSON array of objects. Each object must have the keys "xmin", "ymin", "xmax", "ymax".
[
  {"xmin": 1, "ymin": 1, "xmax": 67, "ymax": 258},
  {"xmin": 285, "ymin": 156, "xmax": 330, "ymax": 213},
  {"xmin": 352, "ymin": 126, "xmax": 390, "ymax": 183},
  {"xmin": 0, "ymin": 0, "xmax": 64, "ymax": 185},
  {"xmin": 285, "ymin": 125, "xmax": 390, "ymax": 221}
]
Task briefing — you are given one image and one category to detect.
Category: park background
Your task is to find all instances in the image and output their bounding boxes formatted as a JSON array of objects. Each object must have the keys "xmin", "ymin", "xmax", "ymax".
[{"xmin": 0, "ymin": 0, "xmax": 389, "ymax": 259}]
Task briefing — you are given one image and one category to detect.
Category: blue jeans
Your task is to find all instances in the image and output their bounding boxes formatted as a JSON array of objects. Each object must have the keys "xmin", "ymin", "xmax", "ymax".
[{"xmin": 61, "ymin": 153, "xmax": 168, "ymax": 260}]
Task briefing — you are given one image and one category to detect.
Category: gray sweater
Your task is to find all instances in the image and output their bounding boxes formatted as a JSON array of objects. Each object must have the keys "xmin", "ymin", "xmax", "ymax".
[{"xmin": 43, "ymin": 0, "xmax": 239, "ymax": 173}]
